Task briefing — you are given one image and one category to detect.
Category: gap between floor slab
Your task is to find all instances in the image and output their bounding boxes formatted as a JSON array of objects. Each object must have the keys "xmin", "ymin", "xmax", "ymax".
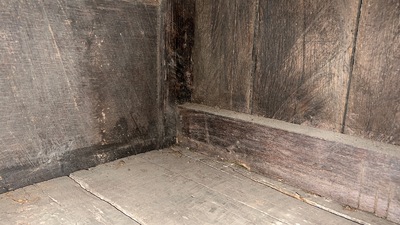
[{"xmin": 68, "ymin": 175, "xmax": 143, "ymax": 225}]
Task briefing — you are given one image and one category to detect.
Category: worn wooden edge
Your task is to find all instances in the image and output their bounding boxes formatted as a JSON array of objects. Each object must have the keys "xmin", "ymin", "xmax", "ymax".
[
  {"xmin": 178, "ymin": 103, "xmax": 400, "ymax": 223},
  {"xmin": 0, "ymin": 139, "xmax": 160, "ymax": 194},
  {"xmin": 170, "ymin": 144, "xmax": 397, "ymax": 225},
  {"xmin": 179, "ymin": 103, "xmax": 400, "ymax": 157},
  {"xmin": 175, "ymin": 141, "xmax": 396, "ymax": 225}
]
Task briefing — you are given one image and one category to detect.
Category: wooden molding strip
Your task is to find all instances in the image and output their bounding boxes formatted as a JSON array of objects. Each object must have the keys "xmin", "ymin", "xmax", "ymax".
[{"xmin": 178, "ymin": 103, "xmax": 400, "ymax": 223}]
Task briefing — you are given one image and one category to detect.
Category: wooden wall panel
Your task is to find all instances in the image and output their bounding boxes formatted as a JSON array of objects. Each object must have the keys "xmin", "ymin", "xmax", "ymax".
[
  {"xmin": 253, "ymin": 0, "xmax": 360, "ymax": 132},
  {"xmin": 0, "ymin": 0, "xmax": 164, "ymax": 192},
  {"xmin": 345, "ymin": 0, "xmax": 400, "ymax": 146},
  {"xmin": 192, "ymin": 0, "xmax": 257, "ymax": 113}
]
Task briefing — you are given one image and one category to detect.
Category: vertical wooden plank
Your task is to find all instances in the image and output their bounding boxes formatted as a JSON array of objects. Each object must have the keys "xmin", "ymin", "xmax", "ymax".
[
  {"xmin": 166, "ymin": 0, "xmax": 195, "ymax": 104},
  {"xmin": 253, "ymin": 0, "xmax": 360, "ymax": 132},
  {"xmin": 0, "ymin": 0, "xmax": 162, "ymax": 192},
  {"xmin": 345, "ymin": 0, "xmax": 400, "ymax": 146},
  {"xmin": 162, "ymin": 0, "xmax": 196, "ymax": 144},
  {"xmin": 192, "ymin": 0, "xmax": 257, "ymax": 113}
]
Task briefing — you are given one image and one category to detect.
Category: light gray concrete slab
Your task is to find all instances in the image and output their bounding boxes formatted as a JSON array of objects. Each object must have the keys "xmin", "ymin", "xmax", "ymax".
[{"xmin": 0, "ymin": 177, "xmax": 138, "ymax": 225}]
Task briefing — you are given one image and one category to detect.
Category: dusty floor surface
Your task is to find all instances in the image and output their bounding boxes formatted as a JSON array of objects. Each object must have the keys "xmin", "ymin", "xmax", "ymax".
[{"xmin": 0, "ymin": 146, "xmax": 394, "ymax": 225}]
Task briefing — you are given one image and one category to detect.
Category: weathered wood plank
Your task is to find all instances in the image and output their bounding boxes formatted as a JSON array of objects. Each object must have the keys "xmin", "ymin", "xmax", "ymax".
[
  {"xmin": 160, "ymin": 0, "xmax": 196, "ymax": 144},
  {"xmin": 179, "ymin": 103, "xmax": 400, "ymax": 223},
  {"xmin": 177, "ymin": 146, "xmax": 395, "ymax": 225},
  {"xmin": 71, "ymin": 155, "xmax": 279, "ymax": 224},
  {"xmin": 253, "ymin": 0, "xmax": 360, "ymax": 131},
  {"xmin": 165, "ymin": 0, "xmax": 195, "ymax": 104},
  {"xmin": 345, "ymin": 0, "xmax": 400, "ymax": 146},
  {"xmin": 0, "ymin": 0, "xmax": 162, "ymax": 193},
  {"xmin": 71, "ymin": 148, "xmax": 359, "ymax": 225},
  {"xmin": 139, "ymin": 148, "xmax": 359, "ymax": 225},
  {"xmin": 192, "ymin": 0, "xmax": 257, "ymax": 113},
  {"xmin": 0, "ymin": 177, "xmax": 138, "ymax": 224}
]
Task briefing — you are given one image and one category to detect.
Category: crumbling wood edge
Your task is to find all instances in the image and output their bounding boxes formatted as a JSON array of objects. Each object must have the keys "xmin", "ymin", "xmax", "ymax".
[{"xmin": 178, "ymin": 103, "xmax": 400, "ymax": 224}]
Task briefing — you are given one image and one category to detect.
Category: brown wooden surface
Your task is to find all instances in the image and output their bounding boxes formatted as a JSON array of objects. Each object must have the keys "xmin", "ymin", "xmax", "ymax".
[
  {"xmin": 0, "ymin": 0, "xmax": 166, "ymax": 193},
  {"xmin": 165, "ymin": 0, "xmax": 195, "ymax": 104},
  {"xmin": 179, "ymin": 103, "xmax": 400, "ymax": 223},
  {"xmin": 192, "ymin": 0, "xmax": 257, "ymax": 113},
  {"xmin": 161, "ymin": 0, "xmax": 196, "ymax": 142},
  {"xmin": 344, "ymin": 0, "xmax": 400, "ymax": 146},
  {"xmin": 253, "ymin": 0, "xmax": 359, "ymax": 131}
]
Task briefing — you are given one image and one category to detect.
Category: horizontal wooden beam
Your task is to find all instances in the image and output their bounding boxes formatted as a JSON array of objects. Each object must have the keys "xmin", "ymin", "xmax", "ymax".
[{"xmin": 178, "ymin": 103, "xmax": 400, "ymax": 223}]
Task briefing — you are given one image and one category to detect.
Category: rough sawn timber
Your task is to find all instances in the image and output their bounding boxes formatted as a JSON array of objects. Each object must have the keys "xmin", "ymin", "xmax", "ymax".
[
  {"xmin": 179, "ymin": 103, "xmax": 400, "ymax": 223},
  {"xmin": 0, "ymin": 0, "xmax": 167, "ymax": 193},
  {"xmin": 344, "ymin": 0, "xmax": 400, "ymax": 146}
]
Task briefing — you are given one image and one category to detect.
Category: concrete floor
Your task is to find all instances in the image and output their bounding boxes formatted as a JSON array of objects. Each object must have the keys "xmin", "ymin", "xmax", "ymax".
[{"xmin": 0, "ymin": 146, "xmax": 394, "ymax": 225}]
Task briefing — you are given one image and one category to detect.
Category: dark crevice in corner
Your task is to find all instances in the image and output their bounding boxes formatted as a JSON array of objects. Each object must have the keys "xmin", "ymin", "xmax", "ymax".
[
  {"xmin": 167, "ymin": 0, "xmax": 195, "ymax": 104},
  {"xmin": 341, "ymin": 0, "xmax": 363, "ymax": 134},
  {"xmin": 249, "ymin": 0, "xmax": 260, "ymax": 115}
]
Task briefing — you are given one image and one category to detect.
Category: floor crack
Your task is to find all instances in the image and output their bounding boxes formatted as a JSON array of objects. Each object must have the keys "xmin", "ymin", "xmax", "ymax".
[{"xmin": 68, "ymin": 175, "xmax": 143, "ymax": 225}]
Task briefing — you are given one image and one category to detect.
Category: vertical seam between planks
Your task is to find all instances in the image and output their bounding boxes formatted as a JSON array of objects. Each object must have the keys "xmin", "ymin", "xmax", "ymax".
[
  {"xmin": 157, "ymin": 0, "xmax": 167, "ymax": 148},
  {"xmin": 231, "ymin": 0, "xmax": 238, "ymax": 110},
  {"xmin": 295, "ymin": 0, "xmax": 307, "ymax": 120},
  {"xmin": 249, "ymin": 0, "xmax": 260, "ymax": 114},
  {"xmin": 341, "ymin": 0, "xmax": 363, "ymax": 133}
]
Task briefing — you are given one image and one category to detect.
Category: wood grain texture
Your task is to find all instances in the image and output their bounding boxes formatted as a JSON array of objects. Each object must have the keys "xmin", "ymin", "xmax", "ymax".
[
  {"xmin": 161, "ymin": 0, "xmax": 196, "ymax": 143},
  {"xmin": 192, "ymin": 0, "xmax": 257, "ymax": 113},
  {"xmin": 0, "ymin": 177, "xmax": 138, "ymax": 224},
  {"xmin": 0, "ymin": 0, "xmax": 163, "ymax": 192},
  {"xmin": 253, "ymin": 0, "xmax": 360, "ymax": 132},
  {"xmin": 345, "ymin": 0, "xmax": 400, "ymax": 146},
  {"xmin": 165, "ymin": 0, "xmax": 195, "ymax": 104},
  {"xmin": 71, "ymin": 147, "xmax": 358, "ymax": 225},
  {"xmin": 179, "ymin": 103, "xmax": 400, "ymax": 223}
]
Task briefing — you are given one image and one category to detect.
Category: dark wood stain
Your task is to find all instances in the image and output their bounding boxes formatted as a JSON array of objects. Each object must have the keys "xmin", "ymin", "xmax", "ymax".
[
  {"xmin": 0, "ymin": 140, "xmax": 158, "ymax": 194},
  {"xmin": 345, "ymin": 0, "xmax": 400, "ymax": 146},
  {"xmin": 165, "ymin": 0, "xmax": 195, "ymax": 104},
  {"xmin": 192, "ymin": 0, "xmax": 257, "ymax": 113},
  {"xmin": 179, "ymin": 104, "xmax": 400, "ymax": 223}
]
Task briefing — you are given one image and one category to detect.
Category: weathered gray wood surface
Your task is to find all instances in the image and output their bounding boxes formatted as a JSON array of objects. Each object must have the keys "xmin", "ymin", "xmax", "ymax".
[
  {"xmin": 179, "ymin": 103, "xmax": 400, "ymax": 223},
  {"xmin": 345, "ymin": 0, "xmax": 400, "ymax": 146},
  {"xmin": 192, "ymin": 0, "xmax": 359, "ymax": 129},
  {"xmin": 253, "ymin": 0, "xmax": 359, "ymax": 132},
  {"xmin": 190, "ymin": 0, "xmax": 399, "ymax": 146},
  {"xmin": 0, "ymin": 0, "xmax": 167, "ymax": 193},
  {"xmin": 1, "ymin": 146, "xmax": 393, "ymax": 225},
  {"xmin": 0, "ymin": 177, "xmax": 138, "ymax": 225},
  {"xmin": 71, "ymin": 147, "xmax": 359, "ymax": 225},
  {"xmin": 193, "ymin": 0, "xmax": 257, "ymax": 113}
]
